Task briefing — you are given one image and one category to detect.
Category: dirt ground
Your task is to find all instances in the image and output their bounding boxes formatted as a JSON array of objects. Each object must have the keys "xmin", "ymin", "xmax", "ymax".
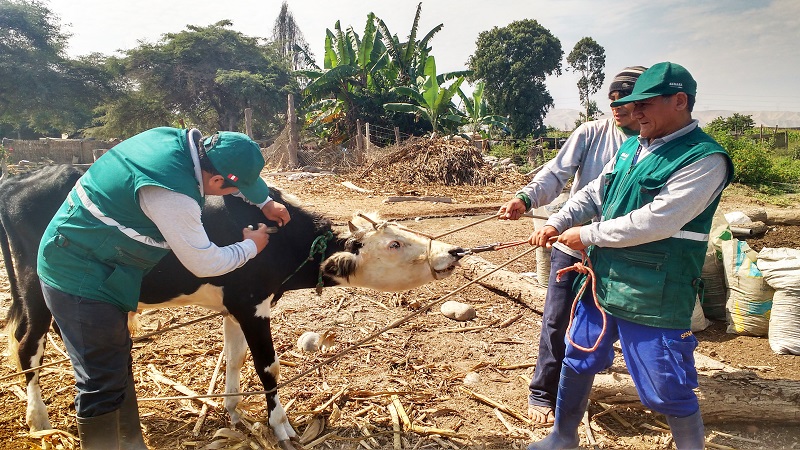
[{"xmin": 2, "ymin": 169, "xmax": 800, "ymax": 450}]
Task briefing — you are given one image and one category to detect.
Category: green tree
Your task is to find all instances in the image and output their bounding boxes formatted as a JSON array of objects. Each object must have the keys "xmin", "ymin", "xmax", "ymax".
[
  {"xmin": 468, "ymin": 19, "xmax": 562, "ymax": 138},
  {"xmin": 574, "ymin": 100, "xmax": 601, "ymax": 129},
  {"xmin": 567, "ymin": 37, "xmax": 605, "ymax": 124},
  {"xmin": 122, "ymin": 20, "xmax": 296, "ymax": 135},
  {"xmin": 0, "ymin": 0, "xmax": 115, "ymax": 136},
  {"xmin": 298, "ymin": 13, "xmax": 391, "ymax": 136},
  {"xmin": 706, "ymin": 113, "xmax": 756, "ymax": 135},
  {"xmin": 86, "ymin": 89, "xmax": 175, "ymax": 139}
]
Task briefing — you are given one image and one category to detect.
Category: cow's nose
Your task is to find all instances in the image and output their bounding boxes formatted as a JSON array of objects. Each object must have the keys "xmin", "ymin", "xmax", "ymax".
[{"xmin": 449, "ymin": 247, "xmax": 466, "ymax": 259}]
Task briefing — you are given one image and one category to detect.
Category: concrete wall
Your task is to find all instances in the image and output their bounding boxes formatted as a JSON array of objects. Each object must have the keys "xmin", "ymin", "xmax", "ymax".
[{"xmin": 1, "ymin": 137, "xmax": 120, "ymax": 164}]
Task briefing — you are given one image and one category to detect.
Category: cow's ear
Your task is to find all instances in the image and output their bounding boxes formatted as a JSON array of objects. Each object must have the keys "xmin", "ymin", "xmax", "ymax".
[{"xmin": 348, "ymin": 220, "xmax": 358, "ymax": 233}]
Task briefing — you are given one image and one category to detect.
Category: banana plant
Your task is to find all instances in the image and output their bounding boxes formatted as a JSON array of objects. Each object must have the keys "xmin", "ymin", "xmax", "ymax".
[
  {"xmin": 300, "ymin": 14, "xmax": 388, "ymax": 93},
  {"xmin": 457, "ymin": 80, "xmax": 510, "ymax": 137},
  {"xmin": 297, "ymin": 13, "xmax": 389, "ymax": 127},
  {"xmin": 384, "ymin": 56, "xmax": 466, "ymax": 135},
  {"xmin": 376, "ymin": 3, "xmax": 441, "ymax": 86}
]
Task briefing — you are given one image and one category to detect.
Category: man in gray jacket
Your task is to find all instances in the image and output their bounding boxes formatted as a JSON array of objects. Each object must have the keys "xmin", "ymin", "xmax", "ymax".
[{"xmin": 498, "ymin": 66, "xmax": 646, "ymax": 424}]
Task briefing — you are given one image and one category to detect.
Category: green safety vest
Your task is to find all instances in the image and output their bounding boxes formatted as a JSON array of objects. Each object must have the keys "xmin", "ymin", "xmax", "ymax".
[
  {"xmin": 37, "ymin": 127, "xmax": 205, "ymax": 312},
  {"xmin": 586, "ymin": 127, "xmax": 734, "ymax": 329}
]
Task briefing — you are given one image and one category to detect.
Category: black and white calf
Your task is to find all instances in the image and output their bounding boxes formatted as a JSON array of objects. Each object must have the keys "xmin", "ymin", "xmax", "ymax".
[{"xmin": 0, "ymin": 165, "xmax": 464, "ymax": 446}]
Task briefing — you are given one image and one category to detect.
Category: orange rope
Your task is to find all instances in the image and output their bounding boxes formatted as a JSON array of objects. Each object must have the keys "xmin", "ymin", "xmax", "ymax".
[{"xmin": 556, "ymin": 250, "xmax": 607, "ymax": 353}]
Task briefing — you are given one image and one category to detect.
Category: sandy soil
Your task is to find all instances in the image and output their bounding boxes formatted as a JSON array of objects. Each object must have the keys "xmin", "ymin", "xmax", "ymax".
[{"xmin": 1, "ymin": 171, "xmax": 799, "ymax": 449}]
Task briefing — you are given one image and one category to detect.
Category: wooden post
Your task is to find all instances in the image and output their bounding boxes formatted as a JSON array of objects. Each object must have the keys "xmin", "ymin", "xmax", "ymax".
[
  {"xmin": 760, "ymin": 124, "xmax": 764, "ymax": 144},
  {"xmin": 356, "ymin": 120, "xmax": 364, "ymax": 153},
  {"xmin": 244, "ymin": 108, "xmax": 253, "ymax": 138},
  {"xmin": 365, "ymin": 122, "xmax": 371, "ymax": 151},
  {"xmin": 394, "ymin": 127, "xmax": 400, "ymax": 145},
  {"xmin": 287, "ymin": 94, "xmax": 299, "ymax": 168}
]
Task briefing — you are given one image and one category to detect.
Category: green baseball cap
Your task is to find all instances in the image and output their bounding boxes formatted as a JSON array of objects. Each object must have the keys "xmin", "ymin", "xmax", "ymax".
[
  {"xmin": 610, "ymin": 62, "xmax": 697, "ymax": 106},
  {"xmin": 203, "ymin": 131, "xmax": 269, "ymax": 204}
]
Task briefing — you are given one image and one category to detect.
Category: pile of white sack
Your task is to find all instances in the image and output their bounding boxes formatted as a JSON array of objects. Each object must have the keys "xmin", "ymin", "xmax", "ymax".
[{"xmin": 702, "ymin": 211, "xmax": 800, "ymax": 355}]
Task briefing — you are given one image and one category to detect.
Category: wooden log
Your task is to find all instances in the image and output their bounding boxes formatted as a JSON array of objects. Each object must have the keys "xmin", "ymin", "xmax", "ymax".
[
  {"xmin": 287, "ymin": 94, "xmax": 299, "ymax": 168},
  {"xmin": 764, "ymin": 209, "xmax": 800, "ymax": 226},
  {"xmin": 244, "ymin": 108, "xmax": 253, "ymax": 138},
  {"xmin": 341, "ymin": 181, "xmax": 373, "ymax": 194},
  {"xmin": 589, "ymin": 354, "xmax": 800, "ymax": 424},
  {"xmin": 741, "ymin": 208, "xmax": 800, "ymax": 226},
  {"xmin": 459, "ymin": 255, "xmax": 547, "ymax": 313},
  {"xmin": 383, "ymin": 196, "xmax": 452, "ymax": 204}
]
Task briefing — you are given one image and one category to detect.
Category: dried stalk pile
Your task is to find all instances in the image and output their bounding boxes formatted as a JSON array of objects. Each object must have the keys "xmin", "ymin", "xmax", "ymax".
[{"xmin": 360, "ymin": 138, "xmax": 496, "ymax": 186}]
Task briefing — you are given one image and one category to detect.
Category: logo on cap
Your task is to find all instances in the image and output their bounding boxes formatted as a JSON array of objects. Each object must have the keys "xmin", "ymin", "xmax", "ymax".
[
  {"xmin": 227, "ymin": 174, "xmax": 239, "ymax": 182},
  {"xmin": 669, "ymin": 82, "xmax": 683, "ymax": 88}
]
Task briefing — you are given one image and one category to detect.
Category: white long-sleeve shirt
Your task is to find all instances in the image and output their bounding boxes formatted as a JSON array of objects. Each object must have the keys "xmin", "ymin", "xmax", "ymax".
[
  {"xmin": 139, "ymin": 186, "xmax": 258, "ymax": 277},
  {"xmin": 518, "ymin": 118, "xmax": 636, "ymax": 257},
  {"xmin": 546, "ymin": 120, "xmax": 730, "ymax": 248},
  {"xmin": 518, "ymin": 118, "xmax": 633, "ymax": 208}
]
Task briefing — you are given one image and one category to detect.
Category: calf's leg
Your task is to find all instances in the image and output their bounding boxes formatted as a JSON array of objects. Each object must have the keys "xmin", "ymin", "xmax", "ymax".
[
  {"xmin": 228, "ymin": 296, "xmax": 296, "ymax": 443},
  {"xmin": 223, "ymin": 316, "xmax": 247, "ymax": 424}
]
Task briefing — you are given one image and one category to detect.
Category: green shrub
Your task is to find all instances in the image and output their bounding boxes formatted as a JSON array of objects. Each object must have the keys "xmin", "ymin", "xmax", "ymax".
[
  {"xmin": 788, "ymin": 130, "xmax": 800, "ymax": 160},
  {"xmin": 488, "ymin": 138, "xmax": 535, "ymax": 166},
  {"xmin": 708, "ymin": 129, "xmax": 773, "ymax": 186},
  {"xmin": 769, "ymin": 156, "xmax": 800, "ymax": 185}
]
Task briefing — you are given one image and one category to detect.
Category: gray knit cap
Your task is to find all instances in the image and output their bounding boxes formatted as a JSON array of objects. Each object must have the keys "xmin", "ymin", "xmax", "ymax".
[{"xmin": 609, "ymin": 66, "xmax": 648, "ymax": 97}]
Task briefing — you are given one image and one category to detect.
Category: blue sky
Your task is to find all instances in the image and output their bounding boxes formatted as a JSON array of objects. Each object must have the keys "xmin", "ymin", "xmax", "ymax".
[{"xmin": 49, "ymin": 0, "xmax": 800, "ymax": 112}]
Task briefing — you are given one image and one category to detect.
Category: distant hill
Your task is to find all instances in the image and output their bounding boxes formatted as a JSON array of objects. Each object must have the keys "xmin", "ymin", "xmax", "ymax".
[{"xmin": 544, "ymin": 109, "xmax": 800, "ymax": 131}]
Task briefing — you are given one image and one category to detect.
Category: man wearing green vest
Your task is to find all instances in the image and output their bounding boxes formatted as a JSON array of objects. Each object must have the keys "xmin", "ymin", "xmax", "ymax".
[
  {"xmin": 37, "ymin": 127, "xmax": 291, "ymax": 449},
  {"xmin": 527, "ymin": 62, "xmax": 733, "ymax": 450}
]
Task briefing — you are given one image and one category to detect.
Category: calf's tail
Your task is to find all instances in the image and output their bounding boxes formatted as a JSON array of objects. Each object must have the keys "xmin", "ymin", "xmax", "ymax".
[{"xmin": 0, "ymin": 209, "xmax": 24, "ymax": 369}]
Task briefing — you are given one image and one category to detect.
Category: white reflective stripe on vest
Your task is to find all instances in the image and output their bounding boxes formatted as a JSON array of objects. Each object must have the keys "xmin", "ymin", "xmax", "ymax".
[
  {"xmin": 671, "ymin": 230, "xmax": 709, "ymax": 242},
  {"xmin": 73, "ymin": 181, "xmax": 171, "ymax": 249}
]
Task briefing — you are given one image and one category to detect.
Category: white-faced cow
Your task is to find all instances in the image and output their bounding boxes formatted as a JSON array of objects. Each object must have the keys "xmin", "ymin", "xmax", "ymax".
[{"xmin": 0, "ymin": 165, "xmax": 464, "ymax": 447}]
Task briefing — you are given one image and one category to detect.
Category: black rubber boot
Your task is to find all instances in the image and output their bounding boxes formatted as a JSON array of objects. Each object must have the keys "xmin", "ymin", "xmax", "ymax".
[
  {"xmin": 528, "ymin": 365, "xmax": 595, "ymax": 450},
  {"xmin": 119, "ymin": 373, "xmax": 148, "ymax": 449},
  {"xmin": 666, "ymin": 410, "xmax": 705, "ymax": 450},
  {"xmin": 77, "ymin": 409, "xmax": 120, "ymax": 450}
]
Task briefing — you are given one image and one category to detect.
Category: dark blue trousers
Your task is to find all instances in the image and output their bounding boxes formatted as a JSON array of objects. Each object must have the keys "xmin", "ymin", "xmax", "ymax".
[
  {"xmin": 41, "ymin": 281, "xmax": 132, "ymax": 417},
  {"xmin": 528, "ymin": 247, "xmax": 581, "ymax": 409}
]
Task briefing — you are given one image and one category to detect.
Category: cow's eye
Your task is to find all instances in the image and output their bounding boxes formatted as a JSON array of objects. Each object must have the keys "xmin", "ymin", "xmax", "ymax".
[{"xmin": 388, "ymin": 241, "xmax": 401, "ymax": 250}]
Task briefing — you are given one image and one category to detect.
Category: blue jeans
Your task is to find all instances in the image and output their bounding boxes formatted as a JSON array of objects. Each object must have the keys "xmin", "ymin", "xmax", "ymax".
[
  {"xmin": 528, "ymin": 247, "xmax": 581, "ymax": 409},
  {"xmin": 564, "ymin": 293, "xmax": 700, "ymax": 417},
  {"xmin": 41, "ymin": 281, "xmax": 132, "ymax": 417}
]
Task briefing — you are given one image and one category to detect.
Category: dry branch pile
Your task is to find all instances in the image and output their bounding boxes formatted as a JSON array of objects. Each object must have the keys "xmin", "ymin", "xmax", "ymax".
[{"xmin": 360, "ymin": 138, "xmax": 496, "ymax": 187}]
